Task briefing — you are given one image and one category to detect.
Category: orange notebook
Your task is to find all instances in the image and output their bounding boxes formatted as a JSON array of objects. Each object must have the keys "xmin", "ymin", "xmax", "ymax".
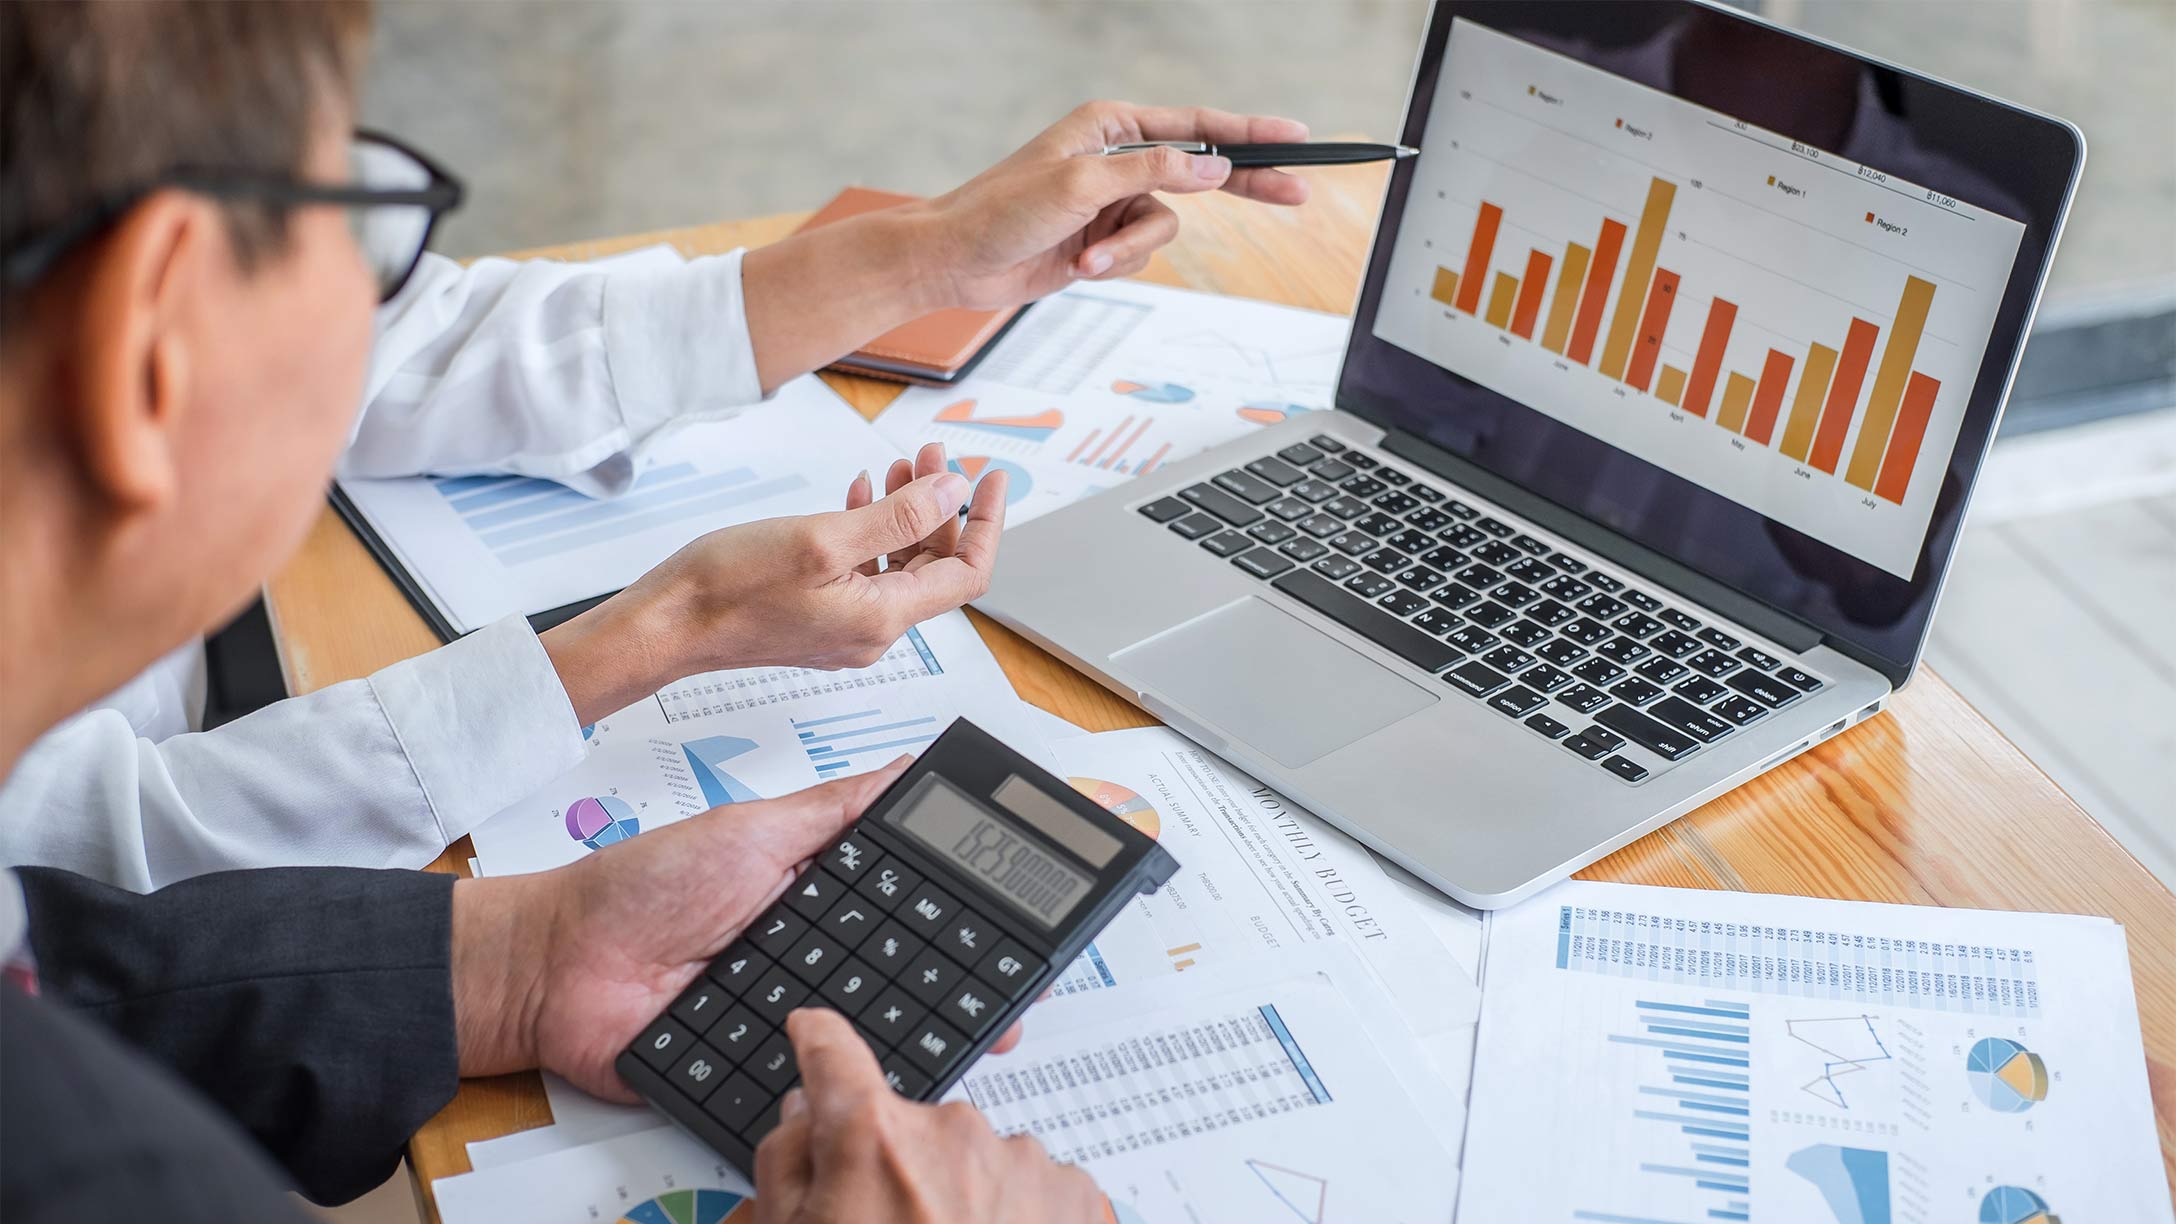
[{"xmin": 792, "ymin": 187, "xmax": 1027, "ymax": 386}]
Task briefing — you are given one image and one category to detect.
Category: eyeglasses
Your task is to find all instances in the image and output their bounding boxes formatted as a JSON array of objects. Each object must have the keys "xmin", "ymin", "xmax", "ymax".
[{"xmin": 1, "ymin": 129, "xmax": 464, "ymax": 303}]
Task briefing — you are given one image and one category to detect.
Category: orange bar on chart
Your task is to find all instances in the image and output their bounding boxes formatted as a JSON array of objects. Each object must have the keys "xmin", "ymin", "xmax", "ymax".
[
  {"xmin": 1845, "ymin": 275, "xmax": 1938, "ymax": 490},
  {"xmin": 1599, "ymin": 178, "xmax": 1678, "ymax": 380},
  {"xmin": 1511, "ymin": 249, "xmax": 1553, "ymax": 339},
  {"xmin": 1540, "ymin": 242, "xmax": 1591, "ymax": 354},
  {"xmin": 1656, "ymin": 365, "xmax": 1687, "ymax": 407},
  {"xmin": 1681, "ymin": 297, "xmax": 1737, "ymax": 418},
  {"xmin": 1485, "ymin": 272, "xmax": 1520, "ymax": 329},
  {"xmin": 1567, "ymin": 218, "xmax": 1628, "ymax": 365},
  {"xmin": 1873, "ymin": 371, "xmax": 1941, "ymax": 503},
  {"xmin": 1716, "ymin": 372, "xmax": 1757, "ymax": 433},
  {"xmin": 1780, "ymin": 343, "xmax": 1838, "ymax": 462},
  {"xmin": 1743, "ymin": 349, "xmax": 1796, "ymax": 445},
  {"xmin": 1623, "ymin": 268, "xmax": 1680, "ymax": 392},
  {"xmin": 1430, "ymin": 267, "xmax": 1460, "ymax": 307},
  {"xmin": 1455, "ymin": 203, "xmax": 1503, "ymax": 314},
  {"xmin": 1811, "ymin": 318, "xmax": 1881, "ymax": 474}
]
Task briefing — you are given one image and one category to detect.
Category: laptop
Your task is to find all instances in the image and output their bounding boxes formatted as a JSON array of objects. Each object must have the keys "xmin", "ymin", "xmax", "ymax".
[{"xmin": 980, "ymin": 0, "xmax": 2083, "ymax": 907}]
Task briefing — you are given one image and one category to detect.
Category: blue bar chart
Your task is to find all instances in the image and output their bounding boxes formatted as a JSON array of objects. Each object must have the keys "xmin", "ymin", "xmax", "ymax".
[
  {"xmin": 1578, "ymin": 998, "xmax": 1753, "ymax": 1224},
  {"xmin": 431, "ymin": 464, "xmax": 809, "ymax": 567}
]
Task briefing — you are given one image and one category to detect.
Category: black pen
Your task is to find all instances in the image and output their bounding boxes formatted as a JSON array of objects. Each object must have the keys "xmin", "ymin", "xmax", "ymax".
[{"xmin": 1097, "ymin": 140, "xmax": 1418, "ymax": 168}]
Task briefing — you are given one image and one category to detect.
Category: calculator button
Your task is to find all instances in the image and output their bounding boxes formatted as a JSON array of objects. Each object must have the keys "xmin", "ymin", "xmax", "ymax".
[
  {"xmin": 900, "ymin": 946, "xmax": 966, "ymax": 1008},
  {"xmin": 668, "ymin": 980, "xmax": 731, "ymax": 1036},
  {"xmin": 632, "ymin": 1018, "xmax": 694, "ymax": 1072},
  {"xmin": 747, "ymin": 909, "xmax": 808, "ymax": 958},
  {"xmin": 816, "ymin": 895, "xmax": 878, "ymax": 945},
  {"xmin": 744, "ymin": 966, "xmax": 811, "ymax": 1026},
  {"xmin": 858, "ymin": 985, "xmax": 921, "ymax": 1046},
  {"xmin": 667, "ymin": 1042, "xmax": 728, "ymax": 1102},
  {"xmin": 821, "ymin": 833, "xmax": 877, "ymax": 882},
  {"xmin": 747, "ymin": 1096, "xmax": 787, "ymax": 1146},
  {"xmin": 781, "ymin": 931, "xmax": 845, "ymax": 986},
  {"xmin": 937, "ymin": 909, "xmax": 992, "ymax": 965},
  {"xmin": 940, "ymin": 981, "xmax": 1002, "ymax": 1036},
  {"xmin": 706, "ymin": 1004, "xmax": 770, "ymax": 1061},
  {"xmin": 974, "ymin": 937, "xmax": 1044, "ymax": 998},
  {"xmin": 896, "ymin": 881, "xmax": 961, "ymax": 940},
  {"xmin": 852, "ymin": 857, "xmax": 922, "ymax": 912},
  {"xmin": 879, "ymin": 1054, "xmax": 933, "ymax": 1098},
  {"xmin": 699, "ymin": 1071, "xmax": 770, "ymax": 1133},
  {"xmin": 783, "ymin": 869, "xmax": 850, "ymax": 921},
  {"xmin": 857, "ymin": 919, "xmax": 925, "ymax": 976},
  {"xmin": 743, "ymin": 1031, "xmax": 800, "ymax": 1094},
  {"xmin": 817, "ymin": 957, "xmax": 883, "ymax": 1014},
  {"xmin": 706, "ymin": 943, "xmax": 771, "ymax": 994},
  {"xmin": 901, "ymin": 1017, "xmax": 969, "ymax": 1077}
]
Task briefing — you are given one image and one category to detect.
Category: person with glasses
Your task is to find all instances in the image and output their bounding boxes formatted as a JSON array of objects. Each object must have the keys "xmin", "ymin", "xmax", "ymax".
[{"xmin": 0, "ymin": 3, "xmax": 1306, "ymax": 1221}]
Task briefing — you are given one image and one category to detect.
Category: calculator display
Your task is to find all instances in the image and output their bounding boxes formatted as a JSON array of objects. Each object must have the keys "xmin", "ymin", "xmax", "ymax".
[{"xmin": 888, "ymin": 776, "xmax": 1090, "ymax": 928}]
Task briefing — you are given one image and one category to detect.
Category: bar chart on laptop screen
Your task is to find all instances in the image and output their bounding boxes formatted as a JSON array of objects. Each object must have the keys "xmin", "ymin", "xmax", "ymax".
[{"xmin": 1373, "ymin": 19, "xmax": 2029, "ymax": 579}]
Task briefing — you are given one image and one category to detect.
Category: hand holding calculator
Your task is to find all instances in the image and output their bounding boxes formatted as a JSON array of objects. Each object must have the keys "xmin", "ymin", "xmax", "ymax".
[{"xmin": 616, "ymin": 719, "xmax": 1179, "ymax": 1177}]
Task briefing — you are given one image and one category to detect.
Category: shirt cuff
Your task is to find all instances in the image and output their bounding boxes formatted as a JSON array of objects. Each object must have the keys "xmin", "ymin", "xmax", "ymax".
[
  {"xmin": 367, "ymin": 616, "xmax": 587, "ymax": 844},
  {"xmin": 603, "ymin": 248, "xmax": 768, "ymax": 445}
]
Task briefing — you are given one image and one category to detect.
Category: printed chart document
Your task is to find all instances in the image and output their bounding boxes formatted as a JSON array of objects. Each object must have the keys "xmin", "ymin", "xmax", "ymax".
[
  {"xmin": 436, "ymin": 1124, "xmax": 750, "ymax": 1224},
  {"xmin": 1459, "ymin": 880, "xmax": 2169, "ymax": 1224},
  {"xmin": 337, "ymin": 373, "xmax": 905, "ymax": 635},
  {"xmin": 945, "ymin": 944, "xmax": 1462, "ymax": 1223},
  {"xmin": 875, "ymin": 279, "xmax": 1349, "ymax": 523},
  {"xmin": 468, "ymin": 609, "xmax": 1045, "ymax": 877}
]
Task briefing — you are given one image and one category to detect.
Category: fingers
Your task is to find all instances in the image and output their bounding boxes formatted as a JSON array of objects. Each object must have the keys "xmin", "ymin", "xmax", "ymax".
[
  {"xmin": 692, "ymin": 757, "xmax": 908, "ymax": 869},
  {"xmin": 893, "ymin": 443, "xmax": 957, "ymax": 570},
  {"xmin": 1121, "ymin": 103, "xmax": 1310, "ymax": 148},
  {"xmin": 1224, "ymin": 166, "xmax": 1311, "ymax": 206},
  {"xmin": 1091, "ymin": 144, "xmax": 1232, "ymax": 201},
  {"xmin": 1075, "ymin": 195, "xmax": 1178, "ymax": 280},
  {"xmin": 787, "ymin": 1007, "xmax": 894, "ymax": 1148},
  {"xmin": 818, "ymin": 471, "xmax": 971, "ymax": 572},
  {"xmin": 875, "ymin": 467, "xmax": 1006, "ymax": 613},
  {"xmin": 989, "ymin": 1019, "xmax": 1026, "ymax": 1055},
  {"xmin": 844, "ymin": 470, "xmax": 878, "ymax": 577},
  {"xmin": 751, "ymin": 1092, "xmax": 814, "ymax": 1220}
]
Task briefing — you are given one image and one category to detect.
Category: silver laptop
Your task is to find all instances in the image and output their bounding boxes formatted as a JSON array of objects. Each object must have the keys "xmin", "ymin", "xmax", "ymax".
[{"xmin": 980, "ymin": 0, "xmax": 2083, "ymax": 907}]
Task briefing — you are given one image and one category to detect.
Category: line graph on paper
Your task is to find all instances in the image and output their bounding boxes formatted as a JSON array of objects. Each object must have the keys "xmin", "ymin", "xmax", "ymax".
[{"xmin": 1786, "ymin": 1014, "xmax": 1895, "ymax": 1109}]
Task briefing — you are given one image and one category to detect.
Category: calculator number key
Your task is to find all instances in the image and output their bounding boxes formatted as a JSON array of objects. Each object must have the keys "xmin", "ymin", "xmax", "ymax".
[
  {"xmin": 706, "ymin": 1004, "xmax": 771, "ymax": 1060},
  {"xmin": 819, "ymin": 956, "xmax": 884, "ymax": 1014},
  {"xmin": 668, "ymin": 980, "xmax": 730, "ymax": 1035},
  {"xmin": 781, "ymin": 931, "xmax": 846, "ymax": 987},
  {"xmin": 747, "ymin": 910, "xmax": 808, "ymax": 958},
  {"xmin": 744, "ymin": 966, "xmax": 811, "ymax": 1026},
  {"xmin": 632, "ymin": 1018, "xmax": 694, "ymax": 1072},
  {"xmin": 668, "ymin": 1042, "xmax": 727, "ymax": 1102}
]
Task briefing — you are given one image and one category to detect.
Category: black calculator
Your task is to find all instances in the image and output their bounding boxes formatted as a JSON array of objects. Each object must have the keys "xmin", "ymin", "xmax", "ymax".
[{"xmin": 617, "ymin": 717, "xmax": 1180, "ymax": 1175}]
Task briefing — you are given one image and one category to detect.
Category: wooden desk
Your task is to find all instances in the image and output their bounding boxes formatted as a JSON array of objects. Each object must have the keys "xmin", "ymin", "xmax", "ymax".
[{"xmin": 262, "ymin": 163, "xmax": 2176, "ymax": 1217}]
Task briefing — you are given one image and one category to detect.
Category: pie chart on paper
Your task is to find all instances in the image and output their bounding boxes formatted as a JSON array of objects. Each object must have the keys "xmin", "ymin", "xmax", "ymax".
[
  {"xmin": 1966, "ymin": 1037, "xmax": 2049, "ymax": 1113},
  {"xmin": 616, "ymin": 1188, "xmax": 741, "ymax": 1224},
  {"xmin": 948, "ymin": 455, "xmax": 1035, "ymax": 506},
  {"xmin": 565, "ymin": 794, "xmax": 639, "ymax": 850},
  {"xmin": 1977, "ymin": 1185, "xmax": 2060, "ymax": 1224},
  {"xmin": 1070, "ymin": 777, "xmax": 1161, "ymax": 840}
]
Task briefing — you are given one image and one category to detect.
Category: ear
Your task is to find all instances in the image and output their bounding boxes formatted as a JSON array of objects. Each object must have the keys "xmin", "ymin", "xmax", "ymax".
[{"xmin": 60, "ymin": 190, "xmax": 212, "ymax": 515}]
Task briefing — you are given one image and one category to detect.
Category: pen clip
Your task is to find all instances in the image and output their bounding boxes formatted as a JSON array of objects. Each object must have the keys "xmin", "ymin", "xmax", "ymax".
[{"xmin": 1099, "ymin": 141, "xmax": 1212, "ymax": 156}]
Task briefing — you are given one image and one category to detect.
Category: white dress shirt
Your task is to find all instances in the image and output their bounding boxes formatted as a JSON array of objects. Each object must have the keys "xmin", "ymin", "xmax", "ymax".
[{"xmin": 0, "ymin": 247, "xmax": 768, "ymax": 890}]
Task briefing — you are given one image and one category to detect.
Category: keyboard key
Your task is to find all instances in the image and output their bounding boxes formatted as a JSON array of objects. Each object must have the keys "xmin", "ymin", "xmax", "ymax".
[
  {"xmin": 1622, "ymin": 589, "xmax": 1664, "ymax": 613},
  {"xmin": 1265, "ymin": 498, "xmax": 1311, "ymax": 523},
  {"xmin": 1168, "ymin": 512, "xmax": 1220, "ymax": 541},
  {"xmin": 1292, "ymin": 480, "xmax": 1340, "ymax": 503},
  {"xmin": 1245, "ymin": 456, "xmax": 1306, "ymax": 486},
  {"xmin": 1725, "ymin": 669, "xmax": 1802, "ymax": 708},
  {"xmin": 940, "ymin": 979, "xmax": 1003, "ymax": 1036},
  {"xmin": 783, "ymin": 870, "xmax": 849, "ymax": 921},
  {"xmin": 1649, "ymin": 630, "xmax": 1702, "ymax": 659},
  {"xmin": 1673, "ymin": 676, "xmax": 1729, "ymax": 704},
  {"xmin": 1595, "ymin": 636, "xmax": 1651, "ymax": 666},
  {"xmin": 1658, "ymin": 608, "xmax": 1702, "ymax": 633},
  {"xmin": 1472, "ymin": 541, "xmax": 1522, "ymax": 567},
  {"xmin": 1563, "ymin": 617, "xmax": 1612, "ymax": 646},
  {"xmin": 974, "ymin": 937, "xmax": 1044, "ymax": 1000},
  {"xmin": 1377, "ymin": 589, "xmax": 1429, "ymax": 617},
  {"xmin": 634, "ymin": 1017, "xmax": 696, "ymax": 1072},
  {"xmin": 1344, "ymin": 452, "xmax": 1377, "ymax": 469},
  {"xmin": 1308, "ymin": 434, "xmax": 1347, "ymax": 453},
  {"xmin": 1686, "ymin": 648, "xmax": 1741, "ymax": 678},
  {"xmin": 1330, "ymin": 531, "xmax": 1374, "ymax": 556},
  {"xmin": 1483, "ymin": 645, "xmax": 1536, "ymax": 673},
  {"xmin": 1443, "ymin": 499, "xmax": 1479, "ymax": 520},
  {"xmin": 1467, "ymin": 601, "xmax": 1514, "ymax": 628},
  {"xmin": 1440, "ymin": 524, "xmax": 1487, "ymax": 549},
  {"xmin": 669, "ymin": 979, "xmax": 731, "ymax": 1035},
  {"xmin": 1392, "ymin": 561, "xmax": 1444, "ymax": 591},
  {"xmin": 858, "ymin": 985, "xmax": 921, "ymax": 1047},
  {"xmin": 1635, "ymin": 657, "xmax": 1689, "ymax": 685},
  {"xmin": 1489, "ymin": 686, "xmax": 1546, "ymax": 718},
  {"xmin": 1556, "ymin": 684, "xmax": 1610, "ymax": 714},
  {"xmin": 1444, "ymin": 625, "xmax": 1499, "ymax": 654},
  {"xmin": 705, "ymin": 1004, "xmax": 770, "ymax": 1061},
  {"xmin": 1612, "ymin": 612, "xmax": 1663, "ymax": 639},
  {"xmin": 1432, "ymin": 582, "xmax": 1480, "ymax": 610},
  {"xmin": 1492, "ymin": 581, "xmax": 1539, "ymax": 609},
  {"xmin": 1713, "ymin": 696, "xmax": 1769, "ymax": 726},
  {"xmin": 1355, "ymin": 512, "xmax": 1403, "ymax": 537},
  {"xmin": 706, "ymin": 943, "xmax": 770, "ymax": 994},
  {"xmin": 1410, "ymin": 484, "xmax": 1444, "ymax": 503},
  {"xmin": 1554, "ymin": 555, "xmax": 1589, "ymax": 574},
  {"xmin": 1413, "ymin": 608, "xmax": 1464, "ymax": 637},
  {"xmin": 1345, "ymin": 572, "xmax": 1395, "ymax": 599},
  {"xmin": 1341, "ymin": 475, "xmax": 1387, "ymax": 498},
  {"xmin": 1406, "ymin": 507, "xmax": 1453, "ymax": 533},
  {"xmin": 1313, "ymin": 462, "xmax": 1358, "ymax": 484},
  {"xmin": 1313, "ymin": 555, "xmax": 1361, "ymax": 580},
  {"xmin": 1445, "ymin": 660, "xmax": 1511, "ymax": 697},
  {"xmin": 1587, "ymin": 572, "xmax": 1625, "ymax": 592},
  {"xmin": 1271, "ymin": 569, "xmax": 1465, "ymax": 674},
  {"xmin": 820, "ymin": 835, "xmax": 877, "ymax": 882},
  {"xmin": 1234, "ymin": 548, "xmax": 1296, "ymax": 580},
  {"xmin": 878, "ymin": 1055, "xmax": 932, "ymax": 1098},
  {"xmin": 1180, "ymin": 482, "xmax": 1263, "ymax": 526},
  {"xmin": 1279, "ymin": 443, "xmax": 1325, "ymax": 466},
  {"xmin": 1138, "ymin": 497, "xmax": 1189, "ymax": 523},
  {"xmin": 1511, "ymin": 533, "xmax": 1551, "ymax": 556},
  {"xmin": 1776, "ymin": 667, "xmax": 1824, "ymax": 692},
  {"xmin": 747, "ymin": 910, "xmax": 808, "ymax": 958},
  {"xmin": 1420, "ymin": 545, "xmax": 1465, "ymax": 570},
  {"xmin": 1372, "ymin": 491, "xmax": 1419, "ymax": 515},
  {"xmin": 781, "ymin": 931, "xmax": 846, "ymax": 986},
  {"xmin": 1214, "ymin": 468, "xmax": 1282, "ymax": 504},
  {"xmin": 1504, "ymin": 557, "xmax": 1555, "ymax": 584},
  {"xmin": 1601, "ymin": 755, "xmax": 1651, "ymax": 783},
  {"xmin": 1387, "ymin": 528, "xmax": 1435, "ymax": 554},
  {"xmin": 700, "ymin": 1070, "xmax": 771, "ymax": 1134},
  {"xmin": 1583, "ymin": 726, "xmax": 1626, "ymax": 752},
  {"xmin": 1362, "ymin": 547, "xmax": 1408, "ymax": 574},
  {"xmin": 1608, "ymin": 677, "xmax": 1664, "ymax": 707},
  {"xmin": 1476, "ymin": 515, "xmax": 1516, "ymax": 538},
  {"xmin": 1375, "ymin": 466, "xmax": 1412, "ymax": 486},
  {"xmin": 1299, "ymin": 513, "xmax": 1343, "ymax": 538},
  {"xmin": 1279, "ymin": 537, "xmax": 1329, "ymax": 563},
  {"xmin": 1577, "ymin": 593, "xmax": 1627, "ymax": 619},
  {"xmin": 1571, "ymin": 657, "xmax": 1623, "ymax": 685},
  {"xmin": 1455, "ymin": 563, "xmax": 1502, "ymax": 589},
  {"xmin": 1520, "ymin": 663, "xmax": 1572, "ymax": 693},
  {"xmin": 1595, "ymin": 704, "xmax": 1699, "ymax": 761},
  {"xmin": 1200, "ymin": 531, "xmax": 1251, "ymax": 558},
  {"xmin": 854, "ymin": 858, "xmax": 922, "ymax": 912},
  {"xmin": 1524, "ymin": 713, "xmax": 1570, "ymax": 739},
  {"xmin": 937, "ymin": 910, "xmax": 994, "ymax": 965},
  {"xmin": 1541, "ymin": 574, "xmax": 1591, "ymax": 600},
  {"xmin": 902, "ymin": 1017, "xmax": 969, "ymax": 1077},
  {"xmin": 744, "ymin": 965, "xmax": 811, "ymax": 1026},
  {"xmin": 1697, "ymin": 627, "xmax": 1742, "ymax": 651},
  {"xmin": 1537, "ymin": 638, "xmax": 1586, "ymax": 667},
  {"xmin": 744, "ymin": 1031, "xmax": 800, "ymax": 1093},
  {"xmin": 900, "ymin": 945, "xmax": 969, "ymax": 1008},
  {"xmin": 1647, "ymin": 697, "xmax": 1734, "ymax": 743},
  {"xmin": 896, "ymin": 882, "xmax": 961, "ymax": 940},
  {"xmin": 1735, "ymin": 645, "xmax": 1786, "ymax": 672},
  {"xmin": 1499, "ymin": 619, "xmax": 1549, "ymax": 648},
  {"xmin": 1562, "ymin": 733, "xmax": 1611, "ymax": 760}
]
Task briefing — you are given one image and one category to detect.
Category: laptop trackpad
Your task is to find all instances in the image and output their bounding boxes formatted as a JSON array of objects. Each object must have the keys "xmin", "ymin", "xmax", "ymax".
[{"xmin": 1112, "ymin": 596, "xmax": 1437, "ymax": 768}]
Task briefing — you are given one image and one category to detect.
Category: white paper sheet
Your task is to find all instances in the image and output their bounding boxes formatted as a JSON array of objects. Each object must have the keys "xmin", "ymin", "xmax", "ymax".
[
  {"xmin": 468, "ymin": 609, "xmax": 1046, "ymax": 877},
  {"xmin": 1457, "ymin": 879, "xmax": 2169, "ymax": 1224},
  {"xmin": 875, "ymin": 279, "xmax": 1350, "ymax": 523},
  {"xmin": 464, "ymin": 1073, "xmax": 669, "ymax": 1171},
  {"xmin": 436, "ymin": 1123, "xmax": 750, "ymax": 1223}
]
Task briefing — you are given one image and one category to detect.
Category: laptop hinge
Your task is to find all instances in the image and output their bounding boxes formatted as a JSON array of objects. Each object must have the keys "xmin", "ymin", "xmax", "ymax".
[{"xmin": 1380, "ymin": 429, "xmax": 1826, "ymax": 654}]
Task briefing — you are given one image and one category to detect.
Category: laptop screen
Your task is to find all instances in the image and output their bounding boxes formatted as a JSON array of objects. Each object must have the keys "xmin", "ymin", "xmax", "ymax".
[{"xmin": 1338, "ymin": 1, "xmax": 2080, "ymax": 683}]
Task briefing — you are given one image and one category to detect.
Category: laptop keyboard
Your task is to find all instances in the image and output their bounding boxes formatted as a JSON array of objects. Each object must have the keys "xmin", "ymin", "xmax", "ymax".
[{"xmin": 1136, "ymin": 435, "xmax": 1827, "ymax": 785}]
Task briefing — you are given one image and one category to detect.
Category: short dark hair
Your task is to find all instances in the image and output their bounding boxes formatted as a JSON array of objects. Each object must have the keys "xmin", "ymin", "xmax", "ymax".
[{"xmin": 0, "ymin": 0, "xmax": 371, "ymax": 300}]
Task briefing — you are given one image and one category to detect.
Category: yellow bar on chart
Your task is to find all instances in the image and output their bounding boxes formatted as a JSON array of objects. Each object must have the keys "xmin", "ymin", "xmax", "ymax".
[
  {"xmin": 1846, "ymin": 275, "xmax": 1938, "ymax": 489},
  {"xmin": 1716, "ymin": 371, "xmax": 1757, "ymax": 433},
  {"xmin": 1541, "ymin": 242, "xmax": 1591, "ymax": 354},
  {"xmin": 1656, "ymin": 365, "xmax": 1687, "ymax": 407},
  {"xmin": 1430, "ymin": 266, "xmax": 1461, "ymax": 308},
  {"xmin": 1780, "ymin": 342, "xmax": 1839, "ymax": 462},
  {"xmin": 1485, "ymin": 271, "xmax": 1520, "ymax": 329},
  {"xmin": 1598, "ymin": 177, "xmax": 1678, "ymax": 379}
]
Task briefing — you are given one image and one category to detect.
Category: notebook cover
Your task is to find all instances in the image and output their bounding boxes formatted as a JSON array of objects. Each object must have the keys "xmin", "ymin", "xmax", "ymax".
[{"xmin": 794, "ymin": 187, "xmax": 1021, "ymax": 380}]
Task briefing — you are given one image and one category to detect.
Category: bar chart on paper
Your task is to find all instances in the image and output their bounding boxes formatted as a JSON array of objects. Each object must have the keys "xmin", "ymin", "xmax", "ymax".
[{"xmin": 1375, "ymin": 18, "xmax": 2027, "ymax": 578}]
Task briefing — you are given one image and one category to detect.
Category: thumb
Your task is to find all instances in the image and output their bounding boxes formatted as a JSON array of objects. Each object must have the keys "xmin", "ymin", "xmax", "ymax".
[
  {"xmin": 1091, "ymin": 145, "xmax": 1231, "ymax": 198},
  {"xmin": 822, "ymin": 471, "xmax": 970, "ymax": 566},
  {"xmin": 683, "ymin": 756, "xmax": 909, "ymax": 871}
]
